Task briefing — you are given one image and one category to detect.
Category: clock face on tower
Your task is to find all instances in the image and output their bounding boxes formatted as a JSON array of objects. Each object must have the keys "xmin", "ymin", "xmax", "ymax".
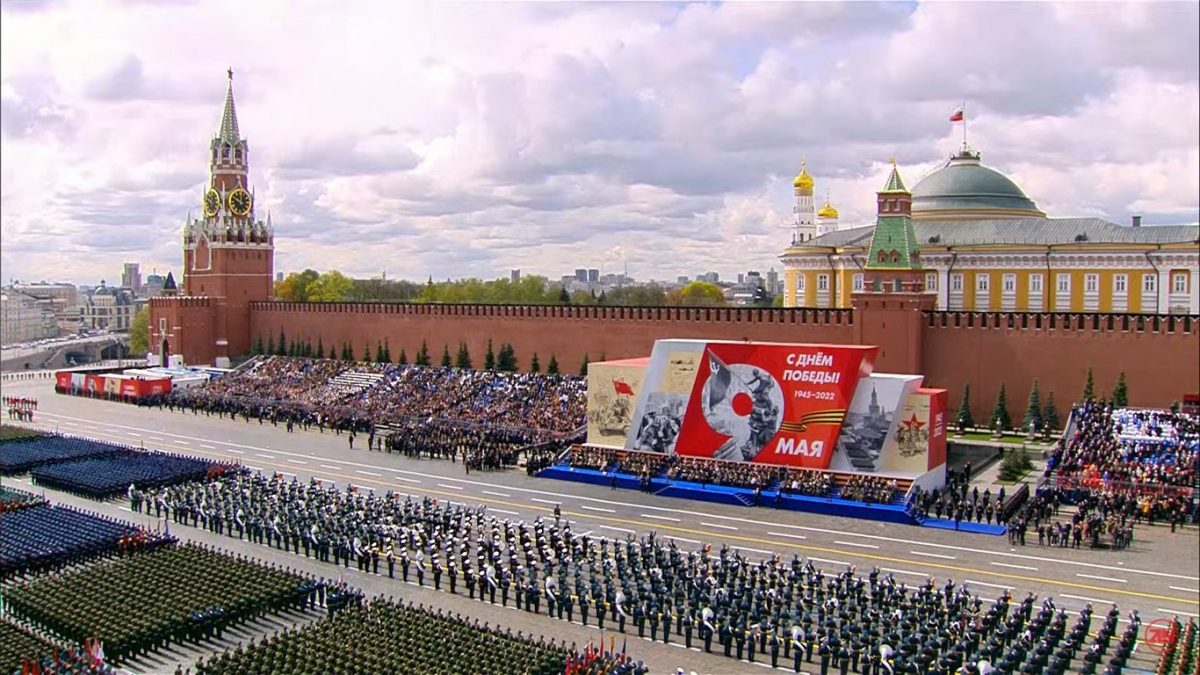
[
  {"xmin": 203, "ymin": 189, "xmax": 220, "ymax": 217},
  {"xmin": 228, "ymin": 188, "xmax": 252, "ymax": 217}
]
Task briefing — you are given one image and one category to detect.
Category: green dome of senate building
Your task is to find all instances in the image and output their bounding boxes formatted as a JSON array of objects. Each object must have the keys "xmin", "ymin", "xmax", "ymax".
[{"xmin": 910, "ymin": 145, "xmax": 1044, "ymax": 221}]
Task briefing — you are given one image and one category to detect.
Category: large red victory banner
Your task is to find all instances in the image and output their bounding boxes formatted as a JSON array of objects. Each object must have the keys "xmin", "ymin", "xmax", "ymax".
[{"xmin": 674, "ymin": 342, "xmax": 877, "ymax": 469}]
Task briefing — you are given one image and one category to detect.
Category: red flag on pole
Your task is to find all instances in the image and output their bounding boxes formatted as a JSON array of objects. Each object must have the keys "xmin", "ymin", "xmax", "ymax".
[
  {"xmin": 949, "ymin": 106, "xmax": 964, "ymax": 122},
  {"xmin": 612, "ymin": 379, "xmax": 635, "ymax": 396}
]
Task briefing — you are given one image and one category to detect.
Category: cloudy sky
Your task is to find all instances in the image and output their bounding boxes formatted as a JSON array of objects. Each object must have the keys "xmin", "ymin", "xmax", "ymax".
[{"xmin": 2, "ymin": 1, "xmax": 1197, "ymax": 287}]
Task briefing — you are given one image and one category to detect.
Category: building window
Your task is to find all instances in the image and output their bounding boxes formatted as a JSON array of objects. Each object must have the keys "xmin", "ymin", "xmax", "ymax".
[
  {"xmin": 1143, "ymin": 273, "xmax": 1157, "ymax": 294},
  {"xmin": 1084, "ymin": 274, "xmax": 1099, "ymax": 293},
  {"xmin": 1113, "ymin": 274, "xmax": 1127, "ymax": 294},
  {"xmin": 976, "ymin": 274, "xmax": 990, "ymax": 292},
  {"xmin": 1002, "ymin": 274, "xmax": 1016, "ymax": 293},
  {"xmin": 817, "ymin": 274, "xmax": 829, "ymax": 292},
  {"xmin": 852, "ymin": 273, "xmax": 864, "ymax": 292},
  {"xmin": 796, "ymin": 275, "xmax": 806, "ymax": 292},
  {"xmin": 925, "ymin": 273, "xmax": 937, "ymax": 291},
  {"xmin": 1030, "ymin": 274, "xmax": 1043, "ymax": 293},
  {"xmin": 1057, "ymin": 274, "xmax": 1071, "ymax": 294},
  {"xmin": 1173, "ymin": 272, "xmax": 1188, "ymax": 294},
  {"xmin": 950, "ymin": 273, "xmax": 963, "ymax": 292}
]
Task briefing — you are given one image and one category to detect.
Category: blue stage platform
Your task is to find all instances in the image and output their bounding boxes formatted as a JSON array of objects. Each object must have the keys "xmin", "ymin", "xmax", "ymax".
[{"xmin": 537, "ymin": 464, "xmax": 980, "ymax": 529}]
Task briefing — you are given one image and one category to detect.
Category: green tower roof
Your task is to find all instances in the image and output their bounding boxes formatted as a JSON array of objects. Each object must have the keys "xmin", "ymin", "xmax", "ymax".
[{"xmin": 880, "ymin": 162, "xmax": 908, "ymax": 193}]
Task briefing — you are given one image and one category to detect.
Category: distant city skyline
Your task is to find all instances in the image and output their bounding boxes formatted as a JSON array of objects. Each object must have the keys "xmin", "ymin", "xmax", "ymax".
[{"xmin": 1, "ymin": 2, "xmax": 1197, "ymax": 286}]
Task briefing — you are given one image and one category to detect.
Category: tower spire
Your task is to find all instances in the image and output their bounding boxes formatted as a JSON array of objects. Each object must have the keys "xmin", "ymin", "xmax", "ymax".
[{"xmin": 218, "ymin": 68, "xmax": 240, "ymax": 144}]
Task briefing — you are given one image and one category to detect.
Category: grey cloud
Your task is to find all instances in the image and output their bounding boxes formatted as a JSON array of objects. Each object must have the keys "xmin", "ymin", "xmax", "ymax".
[
  {"xmin": 85, "ymin": 55, "xmax": 221, "ymax": 103},
  {"xmin": 0, "ymin": 74, "xmax": 75, "ymax": 139}
]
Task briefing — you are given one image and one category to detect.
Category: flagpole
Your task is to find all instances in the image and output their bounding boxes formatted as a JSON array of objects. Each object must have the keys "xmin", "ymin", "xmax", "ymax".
[{"xmin": 962, "ymin": 100, "xmax": 968, "ymax": 148}]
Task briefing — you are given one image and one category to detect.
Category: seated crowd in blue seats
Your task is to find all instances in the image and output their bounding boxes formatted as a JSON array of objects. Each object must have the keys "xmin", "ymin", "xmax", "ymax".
[
  {"xmin": 0, "ymin": 435, "xmax": 128, "ymax": 475},
  {"xmin": 30, "ymin": 450, "xmax": 229, "ymax": 499},
  {"xmin": 0, "ymin": 503, "xmax": 175, "ymax": 580}
]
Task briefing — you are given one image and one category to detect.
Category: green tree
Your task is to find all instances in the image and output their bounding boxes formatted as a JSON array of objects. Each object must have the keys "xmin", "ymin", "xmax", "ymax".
[
  {"xmin": 376, "ymin": 341, "xmax": 386, "ymax": 363},
  {"xmin": 306, "ymin": 270, "xmax": 353, "ymax": 302},
  {"xmin": 1111, "ymin": 372, "xmax": 1128, "ymax": 408},
  {"xmin": 129, "ymin": 306, "xmax": 149, "ymax": 355},
  {"xmin": 597, "ymin": 289, "xmax": 607, "ymax": 304},
  {"xmin": 1022, "ymin": 380, "xmax": 1043, "ymax": 433},
  {"xmin": 484, "ymin": 339, "xmax": 496, "ymax": 370},
  {"xmin": 287, "ymin": 340, "xmax": 297, "ymax": 357},
  {"xmin": 1043, "ymin": 391, "xmax": 1060, "ymax": 432},
  {"xmin": 547, "ymin": 353, "xmax": 560, "ymax": 375},
  {"xmin": 267, "ymin": 335, "xmax": 275, "ymax": 356},
  {"xmin": 497, "ymin": 343, "xmax": 517, "ymax": 372},
  {"xmin": 415, "ymin": 340, "xmax": 431, "ymax": 366},
  {"xmin": 989, "ymin": 384, "xmax": 1012, "ymax": 432},
  {"xmin": 276, "ymin": 328, "xmax": 288, "ymax": 356},
  {"xmin": 529, "ymin": 352, "xmax": 541, "ymax": 373},
  {"xmin": 274, "ymin": 269, "xmax": 320, "ymax": 301},
  {"xmin": 340, "ymin": 343, "xmax": 352, "ymax": 361},
  {"xmin": 455, "ymin": 342, "xmax": 472, "ymax": 369},
  {"xmin": 1082, "ymin": 367, "xmax": 1095, "ymax": 404},
  {"xmin": 956, "ymin": 383, "xmax": 975, "ymax": 430},
  {"xmin": 316, "ymin": 336, "xmax": 324, "ymax": 360},
  {"xmin": 671, "ymin": 281, "xmax": 727, "ymax": 306},
  {"xmin": 362, "ymin": 342, "xmax": 372, "ymax": 363},
  {"xmin": 252, "ymin": 334, "xmax": 265, "ymax": 356},
  {"xmin": 302, "ymin": 339, "xmax": 313, "ymax": 358},
  {"xmin": 441, "ymin": 344, "xmax": 452, "ymax": 367},
  {"xmin": 398, "ymin": 348, "xmax": 408, "ymax": 366},
  {"xmin": 558, "ymin": 287, "xmax": 571, "ymax": 304},
  {"xmin": 579, "ymin": 353, "xmax": 589, "ymax": 376},
  {"xmin": 998, "ymin": 447, "xmax": 1033, "ymax": 482},
  {"xmin": 329, "ymin": 344, "xmax": 337, "ymax": 360}
]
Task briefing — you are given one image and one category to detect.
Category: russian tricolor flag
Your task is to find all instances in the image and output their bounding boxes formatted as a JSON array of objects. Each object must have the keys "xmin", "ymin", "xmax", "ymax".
[{"xmin": 949, "ymin": 107, "xmax": 965, "ymax": 122}]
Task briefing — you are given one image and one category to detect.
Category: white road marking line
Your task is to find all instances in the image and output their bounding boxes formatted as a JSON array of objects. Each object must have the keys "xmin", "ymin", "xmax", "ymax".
[
  {"xmin": 643, "ymin": 514, "xmax": 681, "ymax": 522},
  {"xmin": 991, "ymin": 561, "xmax": 1037, "ymax": 571},
  {"xmin": 1076, "ymin": 573, "xmax": 1127, "ymax": 584},
  {"xmin": 64, "ymin": 421, "xmax": 78, "ymax": 426},
  {"xmin": 277, "ymin": 471, "xmax": 297, "ymax": 477},
  {"xmin": 490, "ymin": 508, "xmax": 520, "ymax": 516},
  {"xmin": 288, "ymin": 459, "xmax": 307, "ymax": 465},
  {"xmin": 438, "ymin": 483, "xmax": 464, "ymax": 491},
  {"xmin": 200, "ymin": 444, "xmax": 217, "ymax": 449},
  {"xmin": 1061, "ymin": 594, "xmax": 1114, "ymax": 605},
  {"xmin": 734, "ymin": 546, "xmax": 773, "ymax": 556},
  {"xmin": 835, "ymin": 540, "xmax": 879, "ymax": 549},
  {"xmin": 881, "ymin": 568, "xmax": 926, "ymax": 578},
  {"xmin": 247, "ymin": 465, "xmax": 263, "ymax": 471},
  {"xmin": 127, "ymin": 432, "xmax": 141, "ymax": 437},
  {"xmin": 911, "ymin": 550, "xmax": 956, "ymax": 560},
  {"xmin": 356, "ymin": 470, "xmax": 382, "ymax": 477},
  {"xmin": 175, "ymin": 440, "xmax": 190, "ymax": 445},
  {"xmin": 395, "ymin": 477, "xmax": 421, "ymax": 484},
  {"xmin": 482, "ymin": 490, "xmax": 510, "ymax": 498},
  {"xmin": 118, "ymin": 506, "xmax": 131, "ymax": 512},
  {"xmin": 665, "ymin": 535, "xmax": 702, "ymax": 544},
  {"xmin": 769, "ymin": 531, "xmax": 807, "ymax": 540},
  {"xmin": 256, "ymin": 453, "xmax": 275, "ymax": 459},
  {"xmin": 531, "ymin": 498, "xmax": 559, "ymax": 505},
  {"xmin": 350, "ymin": 483, "xmax": 375, "ymax": 491},
  {"xmin": 320, "ymin": 464, "xmax": 340, "ymax": 470},
  {"xmin": 703, "ymin": 522, "xmax": 738, "ymax": 531},
  {"xmin": 224, "ymin": 448, "xmax": 243, "ymax": 454},
  {"xmin": 601, "ymin": 525, "xmax": 635, "ymax": 534},
  {"xmin": 965, "ymin": 579, "xmax": 1013, "ymax": 591},
  {"xmin": 1170, "ymin": 586, "xmax": 1200, "ymax": 594},
  {"xmin": 1158, "ymin": 608, "xmax": 1200, "ymax": 618},
  {"xmin": 808, "ymin": 557, "xmax": 849, "ymax": 567},
  {"xmin": 582, "ymin": 505, "xmax": 615, "ymax": 513}
]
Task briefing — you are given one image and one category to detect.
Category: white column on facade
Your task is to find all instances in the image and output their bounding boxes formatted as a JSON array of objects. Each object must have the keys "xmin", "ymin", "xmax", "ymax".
[
  {"xmin": 1158, "ymin": 266, "xmax": 1170, "ymax": 314},
  {"xmin": 1190, "ymin": 266, "xmax": 1200, "ymax": 314}
]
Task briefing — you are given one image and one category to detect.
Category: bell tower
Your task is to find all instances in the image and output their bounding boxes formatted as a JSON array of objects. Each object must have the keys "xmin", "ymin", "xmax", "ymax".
[{"xmin": 177, "ymin": 69, "xmax": 275, "ymax": 365}]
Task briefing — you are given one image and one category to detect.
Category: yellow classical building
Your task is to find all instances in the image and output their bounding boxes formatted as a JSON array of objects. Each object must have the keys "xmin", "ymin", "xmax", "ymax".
[{"xmin": 780, "ymin": 145, "xmax": 1200, "ymax": 314}]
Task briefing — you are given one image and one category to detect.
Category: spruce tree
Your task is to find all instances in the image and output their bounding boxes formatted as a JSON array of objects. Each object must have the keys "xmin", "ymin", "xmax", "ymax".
[
  {"xmin": 329, "ymin": 344, "xmax": 337, "ymax": 360},
  {"xmin": 497, "ymin": 343, "xmax": 517, "ymax": 372},
  {"xmin": 252, "ymin": 335, "xmax": 264, "ymax": 355},
  {"xmin": 989, "ymin": 384, "xmax": 1012, "ymax": 432},
  {"xmin": 1022, "ymin": 380, "xmax": 1043, "ymax": 433},
  {"xmin": 558, "ymin": 287, "xmax": 571, "ymax": 304},
  {"xmin": 1043, "ymin": 391, "xmax": 1060, "ymax": 432},
  {"xmin": 266, "ymin": 335, "xmax": 275, "ymax": 356},
  {"xmin": 287, "ymin": 340, "xmax": 297, "ymax": 357},
  {"xmin": 455, "ymin": 342, "xmax": 472, "ymax": 370},
  {"xmin": 416, "ymin": 340, "xmax": 431, "ymax": 366},
  {"xmin": 547, "ymin": 353, "xmax": 560, "ymax": 375},
  {"xmin": 441, "ymin": 344, "xmax": 452, "ymax": 367},
  {"xmin": 398, "ymin": 348, "xmax": 408, "ymax": 366},
  {"xmin": 530, "ymin": 352, "xmax": 541, "ymax": 373},
  {"xmin": 277, "ymin": 328, "xmax": 287, "ymax": 356},
  {"xmin": 956, "ymin": 383, "xmax": 974, "ymax": 431},
  {"xmin": 1111, "ymin": 372, "xmax": 1128, "ymax": 408},
  {"xmin": 362, "ymin": 343, "xmax": 372, "ymax": 363},
  {"xmin": 382, "ymin": 339, "xmax": 392, "ymax": 364},
  {"xmin": 580, "ymin": 353, "xmax": 590, "ymax": 376},
  {"xmin": 1082, "ymin": 367, "xmax": 1095, "ymax": 404},
  {"xmin": 484, "ymin": 339, "xmax": 496, "ymax": 370},
  {"xmin": 376, "ymin": 341, "xmax": 386, "ymax": 363},
  {"xmin": 316, "ymin": 336, "xmax": 324, "ymax": 360},
  {"xmin": 340, "ymin": 343, "xmax": 351, "ymax": 361}
]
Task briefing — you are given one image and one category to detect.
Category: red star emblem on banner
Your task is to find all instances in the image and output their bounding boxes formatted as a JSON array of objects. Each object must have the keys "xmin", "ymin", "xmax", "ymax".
[{"xmin": 902, "ymin": 413, "xmax": 926, "ymax": 430}]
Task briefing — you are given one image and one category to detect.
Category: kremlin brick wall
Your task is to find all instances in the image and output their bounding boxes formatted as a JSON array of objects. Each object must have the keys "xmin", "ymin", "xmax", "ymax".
[{"xmin": 247, "ymin": 301, "xmax": 1199, "ymax": 423}]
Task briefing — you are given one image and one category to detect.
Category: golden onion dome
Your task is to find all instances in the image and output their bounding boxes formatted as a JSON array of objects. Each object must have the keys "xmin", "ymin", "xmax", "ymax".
[
  {"xmin": 792, "ymin": 160, "xmax": 814, "ymax": 190},
  {"xmin": 817, "ymin": 201, "xmax": 839, "ymax": 219}
]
